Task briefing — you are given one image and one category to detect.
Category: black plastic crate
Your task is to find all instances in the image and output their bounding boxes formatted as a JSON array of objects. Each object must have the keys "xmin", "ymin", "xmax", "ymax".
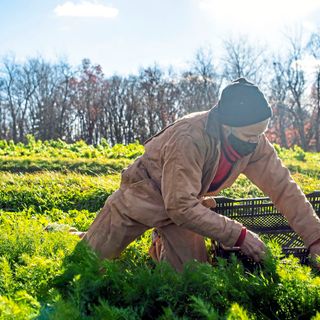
[{"xmin": 212, "ymin": 190, "xmax": 320, "ymax": 264}]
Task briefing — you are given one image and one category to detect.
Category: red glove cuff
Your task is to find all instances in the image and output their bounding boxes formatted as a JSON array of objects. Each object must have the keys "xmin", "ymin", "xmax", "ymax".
[{"xmin": 235, "ymin": 227, "xmax": 247, "ymax": 247}]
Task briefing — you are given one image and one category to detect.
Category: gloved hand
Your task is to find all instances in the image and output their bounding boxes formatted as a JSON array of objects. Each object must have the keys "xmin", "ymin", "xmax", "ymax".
[
  {"xmin": 239, "ymin": 229, "xmax": 266, "ymax": 262},
  {"xmin": 309, "ymin": 239, "xmax": 320, "ymax": 269}
]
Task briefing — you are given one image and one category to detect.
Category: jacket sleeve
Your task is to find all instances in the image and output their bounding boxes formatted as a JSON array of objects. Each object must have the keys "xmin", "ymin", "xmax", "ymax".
[
  {"xmin": 243, "ymin": 135, "xmax": 320, "ymax": 247},
  {"xmin": 161, "ymin": 132, "xmax": 243, "ymax": 247}
]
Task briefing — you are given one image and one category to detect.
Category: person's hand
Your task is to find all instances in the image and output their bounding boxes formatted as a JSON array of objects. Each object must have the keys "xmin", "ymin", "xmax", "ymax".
[
  {"xmin": 309, "ymin": 239, "xmax": 320, "ymax": 269},
  {"xmin": 239, "ymin": 229, "xmax": 266, "ymax": 262},
  {"xmin": 201, "ymin": 196, "xmax": 217, "ymax": 208}
]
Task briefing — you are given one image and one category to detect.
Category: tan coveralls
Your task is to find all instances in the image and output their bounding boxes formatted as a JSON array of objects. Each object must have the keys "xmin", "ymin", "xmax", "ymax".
[{"xmin": 83, "ymin": 108, "xmax": 320, "ymax": 271}]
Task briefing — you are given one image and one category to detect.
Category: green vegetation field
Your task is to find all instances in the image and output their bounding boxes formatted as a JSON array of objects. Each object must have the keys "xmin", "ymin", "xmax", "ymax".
[{"xmin": 0, "ymin": 137, "xmax": 319, "ymax": 319}]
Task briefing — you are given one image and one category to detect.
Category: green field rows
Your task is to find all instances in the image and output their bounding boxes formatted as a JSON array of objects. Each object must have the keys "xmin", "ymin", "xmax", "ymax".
[{"xmin": 0, "ymin": 139, "xmax": 319, "ymax": 319}]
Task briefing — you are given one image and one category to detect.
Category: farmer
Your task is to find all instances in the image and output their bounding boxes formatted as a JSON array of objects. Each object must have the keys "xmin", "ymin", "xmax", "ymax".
[{"xmin": 83, "ymin": 78, "xmax": 320, "ymax": 272}]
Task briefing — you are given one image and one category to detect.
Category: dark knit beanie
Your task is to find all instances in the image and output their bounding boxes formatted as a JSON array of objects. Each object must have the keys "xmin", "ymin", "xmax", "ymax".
[{"xmin": 216, "ymin": 78, "xmax": 272, "ymax": 127}]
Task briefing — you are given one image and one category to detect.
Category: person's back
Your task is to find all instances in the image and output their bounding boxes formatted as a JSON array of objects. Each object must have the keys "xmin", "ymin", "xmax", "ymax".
[
  {"xmin": 82, "ymin": 78, "xmax": 320, "ymax": 271},
  {"xmin": 142, "ymin": 110, "xmax": 210, "ymax": 189}
]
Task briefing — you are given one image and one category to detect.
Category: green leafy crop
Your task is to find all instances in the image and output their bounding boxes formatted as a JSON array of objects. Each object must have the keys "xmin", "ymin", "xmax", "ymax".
[{"xmin": 0, "ymin": 141, "xmax": 318, "ymax": 319}]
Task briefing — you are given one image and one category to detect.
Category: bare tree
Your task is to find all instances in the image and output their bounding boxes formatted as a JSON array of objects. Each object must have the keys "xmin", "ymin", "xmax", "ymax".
[
  {"xmin": 138, "ymin": 65, "xmax": 165, "ymax": 137},
  {"xmin": 1, "ymin": 56, "xmax": 39, "ymax": 142},
  {"xmin": 284, "ymin": 35, "xmax": 310, "ymax": 150},
  {"xmin": 192, "ymin": 47, "xmax": 222, "ymax": 101},
  {"xmin": 307, "ymin": 31, "xmax": 320, "ymax": 151},
  {"xmin": 268, "ymin": 58, "xmax": 290, "ymax": 148},
  {"xmin": 54, "ymin": 61, "xmax": 76, "ymax": 141},
  {"xmin": 0, "ymin": 46, "xmax": 318, "ymax": 148},
  {"xmin": 222, "ymin": 36, "xmax": 267, "ymax": 84},
  {"xmin": 178, "ymin": 48, "xmax": 221, "ymax": 114},
  {"xmin": 0, "ymin": 77, "xmax": 9, "ymax": 139},
  {"xmin": 28, "ymin": 58, "xmax": 58, "ymax": 139},
  {"xmin": 17, "ymin": 58, "xmax": 75, "ymax": 142},
  {"xmin": 70, "ymin": 59, "xmax": 106, "ymax": 144},
  {"xmin": 102, "ymin": 75, "xmax": 127, "ymax": 145},
  {"xmin": 122, "ymin": 75, "xmax": 141, "ymax": 143}
]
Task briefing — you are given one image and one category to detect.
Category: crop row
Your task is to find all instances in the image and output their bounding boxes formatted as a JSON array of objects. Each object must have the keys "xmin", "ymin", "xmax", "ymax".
[
  {"xmin": 0, "ymin": 211, "xmax": 319, "ymax": 319},
  {"xmin": 0, "ymin": 170, "xmax": 317, "ymax": 216},
  {"xmin": 0, "ymin": 172, "xmax": 119, "ymax": 213},
  {"xmin": 0, "ymin": 156, "xmax": 131, "ymax": 175},
  {"xmin": 0, "ymin": 141, "xmax": 319, "ymax": 319},
  {"xmin": 0, "ymin": 135, "xmax": 144, "ymax": 159}
]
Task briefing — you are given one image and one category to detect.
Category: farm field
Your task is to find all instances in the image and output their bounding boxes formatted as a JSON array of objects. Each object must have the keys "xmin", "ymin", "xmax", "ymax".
[{"xmin": 0, "ymin": 137, "xmax": 319, "ymax": 319}]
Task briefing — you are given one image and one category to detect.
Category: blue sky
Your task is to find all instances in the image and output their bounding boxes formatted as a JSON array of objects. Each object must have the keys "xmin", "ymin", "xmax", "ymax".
[{"xmin": 1, "ymin": 0, "xmax": 320, "ymax": 76}]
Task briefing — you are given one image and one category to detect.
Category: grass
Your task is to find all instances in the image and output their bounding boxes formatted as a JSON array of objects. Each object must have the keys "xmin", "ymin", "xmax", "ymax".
[
  {"xmin": 0, "ymin": 140, "xmax": 319, "ymax": 319},
  {"xmin": 0, "ymin": 135, "xmax": 144, "ymax": 160},
  {"xmin": 0, "ymin": 156, "xmax": 131, "ymax": 175},
  {"xmin": 0, "ymin": 210, "xmax": 320, "ymax": 319},
  {"xmin": 0, "ymin": 171, "xmax": 120, "ymax": 213}
]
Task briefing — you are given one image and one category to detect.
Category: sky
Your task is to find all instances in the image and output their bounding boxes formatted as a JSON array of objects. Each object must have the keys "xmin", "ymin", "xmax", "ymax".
[{"xmin": 1, "ymin": 0, "xmax": 320, "ymax": 77}]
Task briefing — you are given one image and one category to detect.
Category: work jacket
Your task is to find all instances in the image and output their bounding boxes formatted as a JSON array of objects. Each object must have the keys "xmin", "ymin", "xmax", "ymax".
[{"xmin": 120, "ymin": 107, "xmax": 320, "ymax": 248}]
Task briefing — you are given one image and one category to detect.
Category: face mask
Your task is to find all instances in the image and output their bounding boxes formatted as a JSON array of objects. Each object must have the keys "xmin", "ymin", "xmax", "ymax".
[{"xmin": 228, "ymin": 134, "xmax": 258, "ymax": 156}]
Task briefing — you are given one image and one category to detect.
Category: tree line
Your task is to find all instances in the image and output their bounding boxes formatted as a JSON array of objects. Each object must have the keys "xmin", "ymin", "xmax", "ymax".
[{"xmin": 1, "ymin": 32, "xmax": 320, "ymax": 151}]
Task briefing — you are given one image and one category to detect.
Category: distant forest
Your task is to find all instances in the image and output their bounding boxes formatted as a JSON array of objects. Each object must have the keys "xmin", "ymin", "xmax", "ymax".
[{"xmin": 1, "ymin": 33, "xmax": 320, "ymax": 151}]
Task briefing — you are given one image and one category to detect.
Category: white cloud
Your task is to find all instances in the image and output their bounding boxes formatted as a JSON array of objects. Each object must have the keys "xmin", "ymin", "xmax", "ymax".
[
  {"xmin": 54, "ymin": 1, "xmax": 119, "ymax": 18},
  {"xmin": 197, "ymin": 0, "xmax": 320, "ymax": 35}
]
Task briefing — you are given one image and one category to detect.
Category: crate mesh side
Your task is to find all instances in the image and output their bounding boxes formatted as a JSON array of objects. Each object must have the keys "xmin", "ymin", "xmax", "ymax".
[{"xmin": 213, "ymin": 191, "xmax": 320, "ymax": 263}]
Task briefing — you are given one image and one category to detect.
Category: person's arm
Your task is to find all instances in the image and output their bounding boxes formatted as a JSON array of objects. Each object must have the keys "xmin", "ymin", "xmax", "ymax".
[
  {"xmin": 243, "ymin": 135, "xmax": 320, "ymax": 250},
  {"xmin": 160, "ymin": 132, "xmax": 243, "ymax": 247}
]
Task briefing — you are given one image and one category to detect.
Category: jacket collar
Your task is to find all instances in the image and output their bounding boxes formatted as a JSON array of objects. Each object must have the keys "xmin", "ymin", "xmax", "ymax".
[{"xmin": 205, "ymin": 105, "xmax": 221, "ymax": 139}]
